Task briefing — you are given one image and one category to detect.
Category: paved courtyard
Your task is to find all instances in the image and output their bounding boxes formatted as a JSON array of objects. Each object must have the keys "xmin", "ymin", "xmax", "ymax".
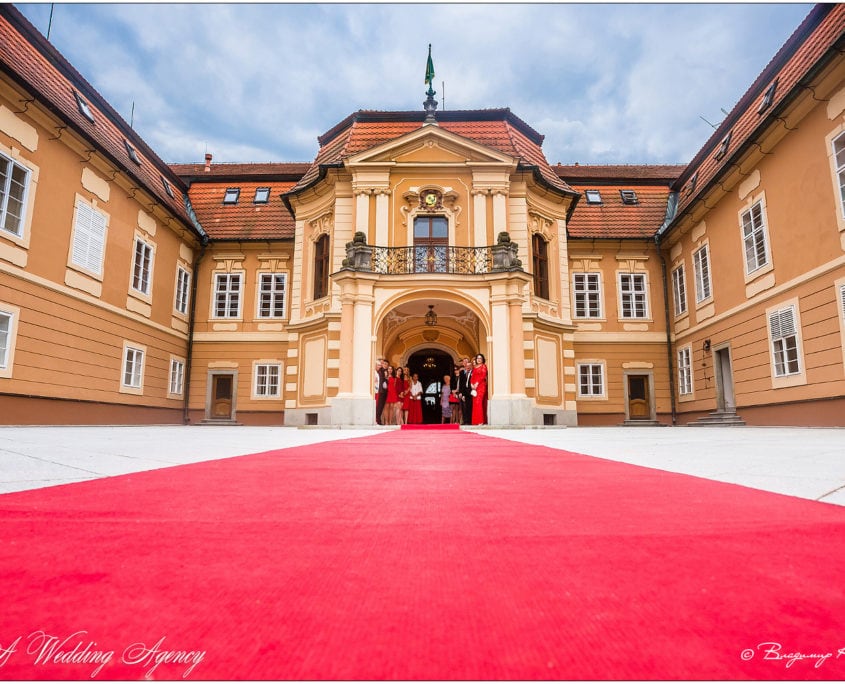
[{"xmin": 0, "ymin": 424, "xmax": 842, "ymax": 506}]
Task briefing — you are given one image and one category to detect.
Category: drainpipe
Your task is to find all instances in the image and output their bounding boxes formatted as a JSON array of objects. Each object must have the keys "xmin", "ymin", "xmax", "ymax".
[
  {"xmin": 183, "ymin": 239, "xmax": 207, "ymax": 424},
  {"xmin": 656, "ymin": 192, "xmax": 679, "ymax": 426}
]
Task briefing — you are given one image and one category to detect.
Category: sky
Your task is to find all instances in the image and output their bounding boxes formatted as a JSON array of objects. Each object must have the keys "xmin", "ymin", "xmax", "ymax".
[{"xmin": 15, "ymin": 2, "xmax": 814, "ymax": 167}]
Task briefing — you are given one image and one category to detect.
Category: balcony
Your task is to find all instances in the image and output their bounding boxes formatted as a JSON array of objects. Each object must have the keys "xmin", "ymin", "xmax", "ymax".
[{"xmin": 341, "ymin": 231, "xmax": 523, "ymax": 275}]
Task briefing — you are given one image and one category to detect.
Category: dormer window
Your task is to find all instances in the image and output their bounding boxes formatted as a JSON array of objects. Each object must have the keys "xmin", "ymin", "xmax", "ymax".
[
  {"xmin": 585, "ymin": 189, "xmax": 602, "ymax": 204},
  {"xmin": 223, "ymin": 188, "xmax": 240, "ymax": 204},
  {"xmin": 254, "ymin": 187, "xmax": 270, "ymax": 204},
  {"xmin": 124, "ymin": 139, "xmax": 141, "ymax": 165},
  {"xmin": 73, "ymin": 90, "xmax": 95, "ymax": 123},
  {"xmin": 161, "ymin": 176, "xmax": 174, "ymax": 199},
  {"xmin": 620, "ymin": 190, "xmax": 638, "ymax": 205},
  {"xmin": 714, "ymin": 131, "xmax": 732, "ymax": 161},
  {"xmin": 686, "ymin": 172, "xmax": 698, "ymax": 196},
  {"xmin": 758, "ymin": 79, "xmax": 779, "ymax": 115}
]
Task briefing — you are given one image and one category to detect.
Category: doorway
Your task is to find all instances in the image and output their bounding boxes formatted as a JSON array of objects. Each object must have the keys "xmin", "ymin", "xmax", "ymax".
[
  {"xmin": 208, "ymin": 372, "xmax": 235, "ymax": 420},
  {"xmin": 626, "ymin": 374, "xmax": 652, "ymax": 421},
  {"xmin": 407, "ymin": 349, "xmax": 455, "ymax": 423},
  {"xmin": 714, "ymin": 346, "xmax": 736, "ymax": 411}
]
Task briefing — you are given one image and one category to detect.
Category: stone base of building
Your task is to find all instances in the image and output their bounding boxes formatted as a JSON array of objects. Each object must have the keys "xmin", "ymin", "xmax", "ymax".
[
  {"xmin": 531, "ymin": 407, "xmax": 578, "ymax": 427},
  {"xmin": 284, "ymin": 406, "xmax": 333, "ymax": 427},
  {"xmin": 486, "ymin": 396, "xmax": 577, "ymax": 426},
  {"xmin": 327, "ymin": 395, "xmax": 379, "ymax": 426}
]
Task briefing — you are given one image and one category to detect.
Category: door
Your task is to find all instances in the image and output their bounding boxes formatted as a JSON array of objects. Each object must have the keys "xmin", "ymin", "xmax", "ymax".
[
  {"xmin": 627, "ymin": 374, "xmax": 651, "ymax": 420},
  {"xmin": 714, "ymin": 347, "xmax": 736, "ymax": 411},
  {"xmin": 211, "ymin": 373, "xmax": 234, "ymax": 419},
  {"xmin": 413, "ymin": 216, "xmax": 448, "ymax": 273},
  {"xmin": 408, "ymin": 349, "xmax": 454, "ymax": 423}
]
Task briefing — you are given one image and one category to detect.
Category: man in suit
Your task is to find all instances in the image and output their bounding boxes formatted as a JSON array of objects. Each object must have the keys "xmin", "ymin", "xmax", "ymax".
[
  {"xmin": 375, "ymin": 358, "xmax": 389, "ymax": 424},
  {"xmin": 457, "ymin": 356, "xmax": 473, "ymax": 425}
]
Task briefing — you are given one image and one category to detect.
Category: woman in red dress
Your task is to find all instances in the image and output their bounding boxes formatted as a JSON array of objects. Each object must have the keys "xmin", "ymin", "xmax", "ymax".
[
  {"xmin": 382, "ymin": 366, "xmax": 398, "ymax": 425},
  {"xmin": 394, "ymin": 366, "xmax": 406, "ymax": 425},
  {"xmin": 471, "ymin": 353, "xmax": 488, "ymax": 425}
]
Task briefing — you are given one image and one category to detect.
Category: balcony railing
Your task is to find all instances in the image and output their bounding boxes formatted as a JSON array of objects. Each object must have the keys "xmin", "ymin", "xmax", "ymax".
[{"xmin": 342, "ymin": 231, "xmax": 523, "ymax": 275}]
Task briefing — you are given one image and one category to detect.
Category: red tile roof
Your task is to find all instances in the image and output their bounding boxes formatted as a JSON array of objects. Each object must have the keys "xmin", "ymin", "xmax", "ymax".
[
  {"xmin": 180, "ymin": 179, "xmax": 299, "ymax": 241},
  {"xmin": 669, "ymin": 3, "xmax": 845, "ymax": 227},
  {"xmin": 288, "ymin": 109, "xmax": 576, "ymax": 198},
  {"xmin": 0, "ymin": 6, "xmax": 199, "ymax": 236},
  {"xmin": 170, "ymin": 162, "xmax": 310, "ymax": 179},
  {"xmin": 565, "ymin": 183, "xmax": 672, "ymax": 239}
]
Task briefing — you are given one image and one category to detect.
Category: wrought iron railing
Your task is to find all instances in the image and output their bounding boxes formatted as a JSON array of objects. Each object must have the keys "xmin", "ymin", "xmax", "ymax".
[
  {"xmin": 372, "ymin": 245, "xmax": 492, "ymax": 274},
  {"xmin": 342, "ymin": 231, "xmax": 523, "ymax": 275}
]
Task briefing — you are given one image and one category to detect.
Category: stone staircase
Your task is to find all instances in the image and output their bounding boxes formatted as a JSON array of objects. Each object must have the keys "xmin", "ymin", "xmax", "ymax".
[{"xmin": 688, "ymin": 410, "xmax": 746, "ymax": 426}]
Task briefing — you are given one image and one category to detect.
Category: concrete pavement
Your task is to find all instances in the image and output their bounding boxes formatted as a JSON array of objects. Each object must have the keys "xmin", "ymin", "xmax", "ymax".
[{"xmin": 0, "ymin": 424, "xmax": 842, "ymax": 506}]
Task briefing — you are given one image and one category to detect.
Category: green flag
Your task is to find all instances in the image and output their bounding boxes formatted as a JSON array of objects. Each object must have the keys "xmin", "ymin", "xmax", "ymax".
[{"xmin": 425, "ymin": 44, "xmax": 435, "ymax": 86}]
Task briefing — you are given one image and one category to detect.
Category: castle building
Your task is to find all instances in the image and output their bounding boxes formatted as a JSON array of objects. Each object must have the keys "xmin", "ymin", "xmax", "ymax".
[{"xmin": 1, "ymin": 3, "xmax": 843, "ymax": 427}]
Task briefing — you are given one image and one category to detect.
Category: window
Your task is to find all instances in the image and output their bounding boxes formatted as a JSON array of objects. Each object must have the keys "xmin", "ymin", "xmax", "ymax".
[
  {"xmin": 693, "ymin": 245, "xmax": 712, "ymax": 303},
  {"xmin": 532, "ymin": 234, "xmax": 549, "ymax": 299},
  {"xmin": 254, "ymin": 187, "xmax": 270, "ymax": 204},
  {"xmin": 73, "ymin": 90, "xmax": 95, "ymax": 123},
  {"xmin": 255, "ymin": 363, "xmax": 281, "ymax": 398},
  {"xmin": 0, "ymin": 311, "xmax": 11, "ymax": 369},
  {"xmin": 0, "ymin": 154, "xmax": 29, "ymax": 238},
  {"xmin": 585, "ymin": 189, "xmax": 602, "ymax": 204},
  {"xmin": 71, "ymin": 200, "xmax": 107, "ymax": 276},
  {"xmin": 677, "ymin": 347, "xmax": 693, "ymax": 396},
  {"xmin": 741, "ymin": 201, "xmax": 770, "ymax": 274},
  {"xmin": 714, "ymin": 131, "xmax": 732, "ymax": 161},
  {"xmin": 124, "ymin": 140, "xmax": 141, "ymax": 165},
  {"xmin": 573, "ymin": 273, "xmax": 601, "ymax": 318},
  {"xmin": 619, "ymin": 273, "xmax": 648, "ymax": 319},
  {"xmin": 672, "ymin": 264, "xmax": 687, "ymax": 316},
  {"xmin": 758, "ymin": 79, "xmax": 778, "ymax": 115},
  {"xmin": 169, "ymin": 358, "xmax": 185, "ymax": 396},
  {"xmin": 223, "ymin": 188, "xmax": 240, "ymax": 204},
  {"xmin": 174, "ymin": 266, "xmax": 191, "ymax": 315},
  {"xmin": 131, "ymin": 237, "xmax": 154, "ymax": 296},
  {"xmin": 620, "ymin": 190, "xmax": 638, "ymax": 205},
  {"xmin": 577, "ymin": 363, "xmax": 604, "ymax": 397},
  {"xmin": 161, "ymin": 176, "xmax": 175, "ymax": 199},
  {"xmin": 769, "ymin": 306, "xmax": 800, "ymax": 377},
  {"xmin": 313, "ymin": 234, "xmax": 330, "ymax": 298},
  {"xmin": 122, "ymin": 346, "xmax": 144, "ymax": 389},
  {"xmin": 686, "ymin": 173, "xmax": 698, "ymax": 196},
  {"xmin": 258, "ymin": 273, "xmax": 287, "ymax": 318},
  {"xmin": 831, "ymin": 132, "xmax": 845, "ymax": 219},
  {"xmin": 214, "ymin": 273, "xmax": 242, "ymax": 318}
]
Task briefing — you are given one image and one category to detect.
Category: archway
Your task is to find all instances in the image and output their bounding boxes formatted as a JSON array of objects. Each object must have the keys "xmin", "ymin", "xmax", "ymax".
[{"xmin": 407, "ymin": 349, "xmax": 455, "ymax": 423}]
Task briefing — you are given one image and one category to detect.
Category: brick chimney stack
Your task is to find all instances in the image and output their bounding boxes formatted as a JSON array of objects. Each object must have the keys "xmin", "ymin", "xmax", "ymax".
[{"xmin": 204, "ymin": 153, "xmax": 212, "ymax": 172}]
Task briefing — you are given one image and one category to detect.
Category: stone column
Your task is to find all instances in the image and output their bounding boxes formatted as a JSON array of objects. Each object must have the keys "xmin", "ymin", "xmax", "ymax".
[
  {"xmin": 374, "ymin": 189, "xmax": 390, "ymax": 246},
  {"xmin": 471, "ymin": 189, "xmax": 487, "ymax": 247}
]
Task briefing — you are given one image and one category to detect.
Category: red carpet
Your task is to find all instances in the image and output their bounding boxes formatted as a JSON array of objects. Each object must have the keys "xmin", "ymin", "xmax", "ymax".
[{"xmin": 1, "ymin": 430, "xmax": 844, "ymax": 680}]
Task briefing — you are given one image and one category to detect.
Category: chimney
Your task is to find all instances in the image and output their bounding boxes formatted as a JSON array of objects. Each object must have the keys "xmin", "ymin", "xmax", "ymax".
[{"xmin": 204, "ymin": 153, "xmax": 212, "ymax": 172}]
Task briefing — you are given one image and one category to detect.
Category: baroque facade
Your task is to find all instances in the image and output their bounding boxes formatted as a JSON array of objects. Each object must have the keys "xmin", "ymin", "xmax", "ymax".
[{"xmin": 1, "ymin": 4, "xmax": 844, "ymax": 427}]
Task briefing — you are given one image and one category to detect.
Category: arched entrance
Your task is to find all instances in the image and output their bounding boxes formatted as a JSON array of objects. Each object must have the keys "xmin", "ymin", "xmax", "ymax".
[{"xmin": 408, "ymin": 349, "xmax": 455, "ymax": 423}]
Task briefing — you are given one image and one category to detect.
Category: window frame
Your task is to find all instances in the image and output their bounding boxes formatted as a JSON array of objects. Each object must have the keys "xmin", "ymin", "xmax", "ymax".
[
  {"xmin": 618, "ymin": 272, "xmax": 649, "ymax": 319},
  {"xmin": 131, "ymin": 236, "xmax": 155, "ymax": 297},
  {"xmin": 572, "ymin": 272, "xmax": 602, "ymax": 319},
  {"xmin": 257, "ymin": 272, "xmax": 288, "ymax": 319},
  {"xmin": 253, "ymin": 362, "xmax": 282, "ymax": 399},
  {"xmin": 0, "ymin": 303, "xmax": 18, "ymax": 378},
  {"xmin": 585, "ymin": 189, "xmax": 602, "ymax": 204},
  {"xmin": 223, "ymin": 188, "xmax": 240, "ymax": 204},
  {"xmin": 121, "ymin": 343, "xmax": 146, "ymax": 392},
  {"xmin": 768, "ymin": 305, "xmax": 801, "ymax": 378},
  {"xmin": 313, "ymin": 234, "xmax": 330, "ymax": 299},
  {"xmin": 532, "ymin": 234, "xmax": 550, "ymax": 300},
  {"xmin": 693, "ymin": 244, "xmax": 712, "ymax": 304},
  {"xmin": 213, "ymin": 272, "xmax": 243, "ymax": 319},
  {"xmin": 0, "ymin": 152, "xmax": 31, "ymax": 239},
  {"xmin": 677, "ymin": 346, "xmax": 693, "ymax": 396},
  {"xmin": 253, "ymin": 187, "xmax": 270, "ymax": 204},
  {"xmin": 671, "ymin": 263, "xmax": 687, "ymax": 316},
  {"xmin": 73, "ymin": 90, "xmax": 95, "ymax": 123},
  {"xmin": 620, "ymin": 189, "xmax": 638, "ymax": 205},
  {"xmin": 169, "ymin": 357, "xmax": 185, "ymax": 396},
  {"xmin": 174, "ymin": 265, "xmax": 191, "ymax": 316},
  {"xmin": 740, "ymin": 199, "xmax": 771, "ymax": 275},
  {"xmin": 831, "ymin": 130, "xmax": 845, "ymax": 221},
  {"xmin": 576, "ymin": 362, "xmax": 606, "ymax": 399}
]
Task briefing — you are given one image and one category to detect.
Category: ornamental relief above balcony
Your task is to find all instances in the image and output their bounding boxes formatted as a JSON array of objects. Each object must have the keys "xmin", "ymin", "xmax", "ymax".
[{"xmin": 400, "ymin": 187, "xmax": 461, "ymax": 227}]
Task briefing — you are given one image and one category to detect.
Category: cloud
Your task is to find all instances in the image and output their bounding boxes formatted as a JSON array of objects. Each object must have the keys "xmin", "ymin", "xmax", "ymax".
[{"xmin": 16, "ymin": 3, "xmax": 813, "ymax": 166}]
